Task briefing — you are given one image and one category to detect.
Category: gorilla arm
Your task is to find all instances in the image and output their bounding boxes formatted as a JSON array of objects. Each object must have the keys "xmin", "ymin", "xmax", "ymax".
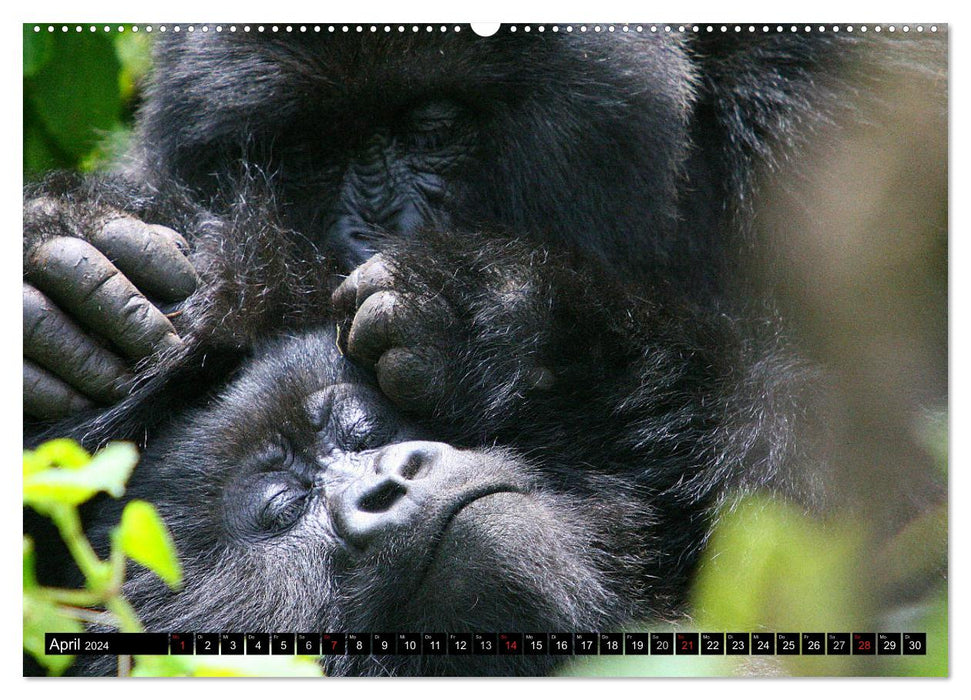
[{"xmin": 334, "ymin": 232, "xmax": 813, "ymax": 504}]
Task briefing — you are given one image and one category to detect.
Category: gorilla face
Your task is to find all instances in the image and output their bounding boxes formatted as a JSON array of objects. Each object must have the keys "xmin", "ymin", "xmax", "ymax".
[
  {"xmin": 98, "ymin": 329, "xmax": 657, "ymax": 676},
  {"xmin": 143, "ymin": 31, "xmax": 697, "ymax": 276}
]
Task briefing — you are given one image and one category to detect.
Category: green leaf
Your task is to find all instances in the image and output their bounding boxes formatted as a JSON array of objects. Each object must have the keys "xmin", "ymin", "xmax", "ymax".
[
  {"xmin": 23, "ymin": 27, "xmax": 53, "ymax": 76},
  {"xmin": 25, "ymin": 31, "xmax": 122, "ymax": 158},
  {"xmin": 78, "ymin": 125, "xmax": 133, "ymax": 172},
  {"xmin": 875, "ymin": 502, "xmax": 947, "ymax": 590},
  {"xmin": 22, "ymin": 449, "xmax": 47, "ymax": 478},
  {"xmin": 34, "ymin": 438, "xmax": 91, "ymax": 470},
  {"xmin": 24, "ymin": 442, "xmax": 138, "ymax": 509},
  {"xmin": 23, "ymin": 121, "xmax": 64, "ymax": 173},
  {"xmin": 894, "ymin": 588, "xmax": 948, "ymax": 677},
  {"xmin": 132, "ymin": 654, "xmax": 324, "ymax": 677},
  {"xmin": 23, "ymin": 537, "xmax": 38, "ymax": 591},
  {"xmin": 116, "ymin": 500, "xmax": 183, "ymax": 589},
  {"xmin": 23, "ymin": 592, "xmax": 84, "ymax": 675},
  {"xmin": 115, "ymin": 32, "xmax": 154, "ymax": 102}
]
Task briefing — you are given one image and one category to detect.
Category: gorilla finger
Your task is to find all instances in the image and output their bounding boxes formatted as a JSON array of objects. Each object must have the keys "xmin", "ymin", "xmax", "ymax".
[
  {"xmin": 332, "ymin": 254, "xmax": 393, "ymax": 312},
  {"xmin": 24, "ymin": 359, "xmax": 95, "ymax": 420},
  {"xmin": 375, "ymin": 346, "xmax": 446, "ymax": 416},
  {"xmin": 331, "ymin": 267, "xmax": 360, "ymax": 315},
  {"xmin": 148, "ymin": 223, "xmax": 191, "ymax": 253},
  {"xmin": 354, "ymin": 255, "xmax": 394, "ymax": 304},
  {"xmin": 27, "ymin": 236, "xmax": 183, "ymax": 360},
  {"xmin": 23, "ymin": 284, "xmax": 133, "ymax": 403},
  {"xmin": 346, "ymin": 290, "xmax": 417, "ymax": 367},
  {"xmin": 91, "ymin": 218, "xmax": 199, "ymax": 302}
]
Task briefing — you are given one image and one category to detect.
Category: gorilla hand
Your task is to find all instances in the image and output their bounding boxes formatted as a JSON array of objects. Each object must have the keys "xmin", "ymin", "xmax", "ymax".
[
  {"xmin": 332, "ymin": 254, "xmax": 457, "ymax": 416},
  {"xmin": 332, "ymin": 243, "xmax": 567, "ymax": 434},
  {"xmin": 24, "ymin": 198, "xmax": 199, "ymax": 420}
]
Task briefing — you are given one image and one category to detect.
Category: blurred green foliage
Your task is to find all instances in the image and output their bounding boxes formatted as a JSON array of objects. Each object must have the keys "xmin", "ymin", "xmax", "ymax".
[
  {"xmin": 23, "ymin": 25, "xmax": 153, "ymax": 174},
  {"xmin": 562, "ymin": 493, "xmax": 947, "ymax": 677}
]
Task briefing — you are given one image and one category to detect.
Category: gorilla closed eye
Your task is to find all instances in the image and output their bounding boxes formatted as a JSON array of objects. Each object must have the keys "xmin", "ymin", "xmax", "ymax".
[
  {"xmin": 341, "ymin": 417, "xmax": 389, "ymax": 453},
  {"xmin": 307, "ymin": 384, "xmax": 402, "ymax": 453},
  {"xmin": 250, "ymin": 441, "xmax": 292, "ymax": 470},
  {"xmin": 333, "ymin": 405, "xmax": 400, "ymax": 453},
  {"xmin": 260, "ymin": 488, "xmax": 309, "ymax": 532},
  {"xmin": 229, "ymin": 471, "xmax": 311, "ymax": 536}
]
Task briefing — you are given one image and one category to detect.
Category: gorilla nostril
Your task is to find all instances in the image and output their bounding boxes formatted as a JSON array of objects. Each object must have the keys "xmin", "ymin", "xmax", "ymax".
[
  {"xmin": 378, "ymin": 443, "xmax": 437, "ymax": 480},
  {"xmin": 399, "ymin": 451, "xmax": 425, "ymax": 480},
  {"xmin": 357, "ymin": 480, "xmax": 407, "ymax": 513}
]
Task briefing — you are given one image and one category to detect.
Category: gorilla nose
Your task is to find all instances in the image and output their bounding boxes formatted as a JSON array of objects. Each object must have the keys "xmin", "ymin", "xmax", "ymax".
[{"xmin": 328, "ymin": 442, "xmax": 440, "ymax": 550}]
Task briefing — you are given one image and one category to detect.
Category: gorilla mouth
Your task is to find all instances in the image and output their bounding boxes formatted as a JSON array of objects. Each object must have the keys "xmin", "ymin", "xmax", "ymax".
[
  {"xmin": 442, "ymin": 484, "xmax": 527, "ymax": 531},
  {"xmin": 418, "ymin": 484, "xmax": 528, "ymax": 580}
]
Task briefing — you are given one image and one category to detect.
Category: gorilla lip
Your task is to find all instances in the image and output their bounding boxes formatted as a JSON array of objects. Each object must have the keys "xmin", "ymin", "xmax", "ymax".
[
  {"xmin": 414, "ymin": 483, "xmax": 530, "ymax": 584},
  {"xmin": 442, "ymin": 483, "xmax": 529, "ymax": 531}
]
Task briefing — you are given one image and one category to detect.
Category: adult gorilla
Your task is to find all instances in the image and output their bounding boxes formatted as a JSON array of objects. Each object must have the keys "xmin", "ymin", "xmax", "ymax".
[{"xmin": 24, "ymin": 28, "xmax": 850, "ymax": 453}]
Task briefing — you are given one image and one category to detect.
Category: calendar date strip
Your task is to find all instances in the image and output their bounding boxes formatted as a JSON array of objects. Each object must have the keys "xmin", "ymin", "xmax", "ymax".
[{"xmin": 45, "ymin": 632, "xmax": 926, "ymax": 656}]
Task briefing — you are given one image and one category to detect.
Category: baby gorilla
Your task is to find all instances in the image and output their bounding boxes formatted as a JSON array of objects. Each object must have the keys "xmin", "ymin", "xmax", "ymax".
[{"xmin": 79, "ymin": 328, "xmax": 663, "ymax": 677}]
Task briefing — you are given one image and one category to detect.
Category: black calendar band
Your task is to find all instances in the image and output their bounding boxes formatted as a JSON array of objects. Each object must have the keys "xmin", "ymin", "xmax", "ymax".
[{"xmin": 44, "ymin": 632, "xmax": 927, "ymax": 656}]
